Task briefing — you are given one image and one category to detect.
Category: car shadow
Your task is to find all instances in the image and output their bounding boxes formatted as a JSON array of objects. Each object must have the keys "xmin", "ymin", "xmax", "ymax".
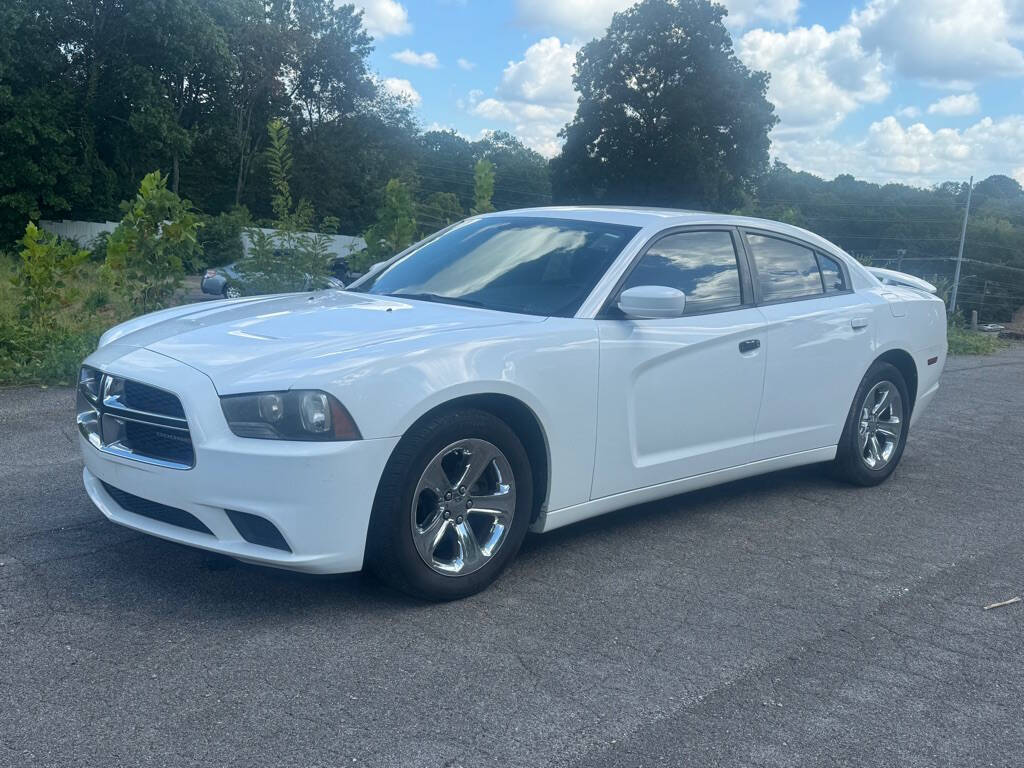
[{"xmin": 47, "ymin": 462, "xmax": 847, "ymax": 618}]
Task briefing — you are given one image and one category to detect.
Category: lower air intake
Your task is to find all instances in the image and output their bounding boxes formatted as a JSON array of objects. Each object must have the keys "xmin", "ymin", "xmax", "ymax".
[
  {"xmin": 225, "ymin": 509, "xmax": 292, "ymax": 552},
  {"xmin": 101, "ymin": 482, "xmax": 213, "ymax": 536}
]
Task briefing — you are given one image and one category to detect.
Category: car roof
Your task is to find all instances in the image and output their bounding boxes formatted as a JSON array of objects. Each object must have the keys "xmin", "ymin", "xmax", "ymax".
[{"xmin": 489, "ymin": 206, "xmax": 850, "ymax": 259}]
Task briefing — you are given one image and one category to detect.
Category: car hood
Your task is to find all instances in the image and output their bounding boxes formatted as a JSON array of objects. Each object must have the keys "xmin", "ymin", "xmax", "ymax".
[{"xmin": 100, "ymin": 291, "xmax": 543, "ymax": 392}]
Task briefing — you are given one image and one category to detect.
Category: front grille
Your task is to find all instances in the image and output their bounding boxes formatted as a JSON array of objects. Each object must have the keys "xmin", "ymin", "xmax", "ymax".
[
  {"xmin": 101, "ymin": 482, "xmax": 213, "ymax": 535},
  {"xmin": 78, "ymin": 368, "xmax": 195, "ymax": 469},
  {"xmin": 124, "ymin": 420, "xmax": 195, "ymax": 465},
  {"xmin": 123, "ymin": 379, "xmax": 186, "ymax": 418}
]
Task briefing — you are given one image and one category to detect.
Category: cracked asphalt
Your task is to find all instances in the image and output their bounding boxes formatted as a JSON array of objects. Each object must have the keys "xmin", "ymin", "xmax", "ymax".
[{"xmin": 2, "ymin": 347, "xmax": 1023, "ymax": 767}]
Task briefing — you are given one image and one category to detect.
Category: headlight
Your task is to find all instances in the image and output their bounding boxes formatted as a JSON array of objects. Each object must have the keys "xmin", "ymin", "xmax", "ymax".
[{"xmin": 220, "ymin": 390, "xmax": 361, "ymax": 441}]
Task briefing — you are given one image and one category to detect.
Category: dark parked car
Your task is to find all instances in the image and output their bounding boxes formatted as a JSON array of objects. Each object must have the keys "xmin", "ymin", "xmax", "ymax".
[{"xmin": 201, "ymin": 256, "xmax": 352, "ymax": 298}]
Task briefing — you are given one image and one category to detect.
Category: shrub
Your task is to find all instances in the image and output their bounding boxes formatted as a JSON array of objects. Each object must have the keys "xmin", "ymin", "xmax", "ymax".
[
  {"xmin": 10, "ymin": 221, "xmax": 88, "ymax": 325},
  {"xmin": 199, "ymin": 206, "xmax": 249, "ymax": 268},
  {"xmin": 104, "ymin": 171, "xmax": 201, "ymax": 313},
  {"xmin": 947, "ymin": 323, "xmax": 1003, "ymax": 355}
]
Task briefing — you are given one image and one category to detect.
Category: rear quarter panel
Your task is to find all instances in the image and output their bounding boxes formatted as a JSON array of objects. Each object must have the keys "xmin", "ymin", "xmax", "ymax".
[{"xmin": 870, "ymin": 286, "xmax": 948, "ymax": 423}]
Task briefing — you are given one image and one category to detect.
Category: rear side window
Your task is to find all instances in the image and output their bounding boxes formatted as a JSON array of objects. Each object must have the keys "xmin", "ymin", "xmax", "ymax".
[
  {"xmin": 817, "ymin": 252, "xmax": 847, "ymax": 293},
  {"xmin": 745, "ymin": 234, "xmax": 823, "ymax": 302},
  {"xmin": 620, "ymin": 230, "xmax": 742, "ymax": 314}
]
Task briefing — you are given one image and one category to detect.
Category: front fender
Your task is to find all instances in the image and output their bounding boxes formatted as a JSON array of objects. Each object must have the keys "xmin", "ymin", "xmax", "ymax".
[{"xmin": 300, "ymin": 319, "xmax": 601, "ymax": 512}]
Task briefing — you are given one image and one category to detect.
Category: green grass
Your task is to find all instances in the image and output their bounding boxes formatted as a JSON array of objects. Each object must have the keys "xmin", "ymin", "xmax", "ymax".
[{"xmin": 947, "ymin": 324, "xmax": 1005, "ymax": 356}]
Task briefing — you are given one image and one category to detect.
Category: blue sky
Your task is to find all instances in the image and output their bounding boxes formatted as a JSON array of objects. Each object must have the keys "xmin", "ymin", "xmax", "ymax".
[{"xmin": 356, "ymin": 0, "xmax": 1024, "ymax": 187}]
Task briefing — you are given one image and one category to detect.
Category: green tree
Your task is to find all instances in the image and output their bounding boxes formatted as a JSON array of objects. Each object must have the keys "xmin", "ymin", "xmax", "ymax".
[
  {"xmin": 472, "ymin": 159, "xmax": 496, "ymax": 214},
  {"xmin": 0, "ymin": 1, "xmax": 88, "ymax": 243},
  {"xmin": 355, "ymin": 178, "xmax": 417, "ymax": 272},
  {"xmin": 551, "ymin": 0, "xmax": 777, "ymax": 210},
  {"xmin": 475, "ymin": 131, "xmax": 552, "ymax": 210},
  {"xmin": 238, "ymin": 119, "xmax": 334, "ymax": 294},
  {"xmin": 416, "ymin": 129, "xmax": 477, "ymax": 212},
  {"xmin": 421, "ymin": 191, "xmax": 463, "ymax": 232},
  {"xmin": 104, "ymin": 171, "xmax": 201, "ymax": 313}
]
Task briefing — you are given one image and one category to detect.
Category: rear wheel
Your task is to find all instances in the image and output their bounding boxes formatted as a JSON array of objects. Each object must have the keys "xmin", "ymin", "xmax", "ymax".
[
  {"xmin": 832, "ymin": 361, "xmax": 910, "ymax": 486},
  {"xmin": 223, "ymin": 284, "xmax": 242, "ymax": 299},
  {"xmin": 366, "ymin": 408, "xmax": 533, "ymax": 600}
]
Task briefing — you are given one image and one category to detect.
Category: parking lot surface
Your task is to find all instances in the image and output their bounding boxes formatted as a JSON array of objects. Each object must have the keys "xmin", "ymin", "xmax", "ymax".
[{"xmin": 2, "ymin": 347, "xmax": 1023, "ymax": 767}]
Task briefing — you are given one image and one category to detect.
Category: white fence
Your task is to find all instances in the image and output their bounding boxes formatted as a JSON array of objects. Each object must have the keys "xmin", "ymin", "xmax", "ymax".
[
  {"xmin": 39, "ymin": 219, "xmax": 118, "ymax": 245},
  {"xmin": 39, "ymin": 219, "xmax": 367, "ymax": 261}
]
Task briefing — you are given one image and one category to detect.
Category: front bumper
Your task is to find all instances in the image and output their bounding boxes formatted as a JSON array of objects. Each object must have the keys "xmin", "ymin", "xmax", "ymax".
[{"xmin": 79, "ymin": 346, "xmax": 399, "ymax": 573}]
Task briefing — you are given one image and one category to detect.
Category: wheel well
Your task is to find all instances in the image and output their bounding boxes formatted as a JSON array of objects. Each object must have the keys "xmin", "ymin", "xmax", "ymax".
[
  {"xmin": 408, "ymin": 394, "xmax": 550, "ymax": 522},
  {"xmin": 876, "ymin": 349, "xmax": 918, "ymax": 413}
]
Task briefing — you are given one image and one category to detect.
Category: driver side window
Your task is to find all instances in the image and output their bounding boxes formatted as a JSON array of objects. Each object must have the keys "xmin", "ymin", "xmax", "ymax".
[{"xmin": 620, "ymin": 230, "xmax": 743, "ymax": 315}]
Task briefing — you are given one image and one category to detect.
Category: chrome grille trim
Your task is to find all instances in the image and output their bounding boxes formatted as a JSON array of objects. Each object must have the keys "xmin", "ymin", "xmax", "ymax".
[{"xmin": 77, "ymin": 368, "xmax": 195, "ymax": 470}]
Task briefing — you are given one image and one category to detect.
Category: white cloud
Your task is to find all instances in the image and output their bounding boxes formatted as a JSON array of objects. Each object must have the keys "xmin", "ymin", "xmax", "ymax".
[
  {"xmin": 896, "ymin": 105, "xmax": 921, "ymax": 119},
  {"xmin": 469, "ymin": 37, "xmax": 580, "ymax": 157},
  {"xmin": 724, "ymin": 0, "xmax": 800, "ymax": 29},
  {"xmin": 457, "ymin": 58, "xmax": 476, "ymax": 71},
  {"xmin": 737, "ymin": 24, "xmax": 889, "ymax": 135},
  {"xmin": 852, "ymin": 0, "xmax": 1024, "ymax": 85},
  {"xmin": 515, "ymin": 0, "xmax": 630, "ymax": 38},
  {"xmin": 355, "ymin": 0, "xmax": 412, "ymax": 38},
  {"xmin": 390, "ymin": 49, "xmax": 440, "ymax": 68},
  {"xmin": 515, "ymin": 0, "xmax": 799, "ymax": 39},
  {"xmin": 927, "ymin": 92, "xmax": 981, "ymax": 116},
  {"xmin": 773, "ymin": 114, "xmax": 1024, "ymax": 186},
  {"xmin": 382, "ymin": 77, "xmax": 421, "ymax": 105}
]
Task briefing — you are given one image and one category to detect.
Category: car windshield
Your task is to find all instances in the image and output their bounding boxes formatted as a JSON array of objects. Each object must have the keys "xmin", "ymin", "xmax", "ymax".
[{"xmin": 352, "ymin": 216, "xmax": 641, "ymax": 317}]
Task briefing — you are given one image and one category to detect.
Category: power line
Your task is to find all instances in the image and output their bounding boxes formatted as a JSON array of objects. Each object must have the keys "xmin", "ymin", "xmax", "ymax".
[
  {"xmin": 416, "ymin": 172, "xmax": 551, "ymax": 203},
  {"xmin": 416, "ymin": 161, "xmax": 554, "ymax": 200},
  {"xmin": 803, "ymin": 216, "xmax": 961, "ymax": 223},
  {"xmin": 750, "ymin": 199, "xmax": 966, "ymax": 209}
]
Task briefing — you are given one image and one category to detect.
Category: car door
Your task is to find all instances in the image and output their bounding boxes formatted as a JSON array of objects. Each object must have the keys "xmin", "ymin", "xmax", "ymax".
[
  {"xmin": 740, "ymin": 229, "xmax": 877, "ymax": 461},
  {"xmin": 591, "ymin": 228, "xmax": 767, "ymax": 500}
]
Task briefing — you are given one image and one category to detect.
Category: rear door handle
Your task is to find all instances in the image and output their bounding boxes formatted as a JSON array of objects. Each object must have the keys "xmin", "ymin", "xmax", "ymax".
[
  {"xmin": 851, "ymin": 317, "xmax": 869, "ymax": 329},
  {"xmin": 739, "ymin": 339, "xmax": 760, "ymax": 353}
]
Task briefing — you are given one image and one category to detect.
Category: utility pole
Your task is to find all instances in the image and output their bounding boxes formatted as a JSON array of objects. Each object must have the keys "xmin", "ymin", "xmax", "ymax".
[{"xmin": 949, "ymin": 176, "xmax": 973, "ymax": 316}]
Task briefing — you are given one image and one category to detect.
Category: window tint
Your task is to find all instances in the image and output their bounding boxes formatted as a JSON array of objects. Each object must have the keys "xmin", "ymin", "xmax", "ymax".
[
  {"xmin": 355, "ymin": 216, "xmax": 640, "ymax": 317},
  {"xmin": 745, "ymin": 234, "xmax": 823, "ymax": 302},
  {"xmin": 620, "ymin": 230, "xmax": 742, "ymax": 314},
  {"xmin": 817, "ymin": 252, "xmax": 846, "ymax": 293}
]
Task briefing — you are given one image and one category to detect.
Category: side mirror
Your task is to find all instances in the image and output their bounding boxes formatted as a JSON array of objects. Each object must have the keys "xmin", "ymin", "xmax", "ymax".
[{"xmin": 617, "ymin": 285, "xmax": 687, "ymax": 319}]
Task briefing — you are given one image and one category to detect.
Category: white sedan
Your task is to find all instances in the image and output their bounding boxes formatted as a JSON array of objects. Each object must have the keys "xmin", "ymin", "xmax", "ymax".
[{"xmin": 78, "ymin": 208, "xmax": 947, "ymax": 600}]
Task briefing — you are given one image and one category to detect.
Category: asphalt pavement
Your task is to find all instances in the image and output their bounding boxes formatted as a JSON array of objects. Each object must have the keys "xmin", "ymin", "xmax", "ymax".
[{"xmin": 2, "ymin": 347, "xmax": 1023, "ymax": 767}]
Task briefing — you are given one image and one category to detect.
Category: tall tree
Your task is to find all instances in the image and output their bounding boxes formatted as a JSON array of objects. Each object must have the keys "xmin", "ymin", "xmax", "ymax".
[
  {"xmin": 551, "ymin": 0, "xmax": 777, "ymax": 210},
  {"xmin": 0, "ymin": 1, "xmax": 88, "ymax": 243}
]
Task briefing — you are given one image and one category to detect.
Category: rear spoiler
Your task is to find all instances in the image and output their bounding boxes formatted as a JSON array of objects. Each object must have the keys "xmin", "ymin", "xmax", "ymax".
[{"xmin": 866, "ymin": 267, "xmax": 937, "ymax": 294}]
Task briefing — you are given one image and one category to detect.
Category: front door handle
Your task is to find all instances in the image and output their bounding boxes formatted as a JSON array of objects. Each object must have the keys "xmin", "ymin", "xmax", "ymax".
[
  {"xmin": 851, "ymin": 317, "xmax": 869, "ymax": 329},
  {"xmin": 739, "ymin": 339, "xmax": 760, "ymax": 353}
]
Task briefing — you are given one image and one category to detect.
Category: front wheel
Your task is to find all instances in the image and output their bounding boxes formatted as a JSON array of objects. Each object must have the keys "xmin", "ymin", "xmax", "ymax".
[
  {"xmin": 832, "ymin": 361, "xmax": 910, "ymax": 486},
  {"xmin": 223, "ymin": 284, "xmax": 242, "ymax": 299},
  {"xmin": 366, "ymin": 408, "xmax": 533, "ymax": 600}
]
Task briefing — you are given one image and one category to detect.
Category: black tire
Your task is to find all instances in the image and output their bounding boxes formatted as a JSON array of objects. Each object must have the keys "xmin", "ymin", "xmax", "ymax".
[
  {"xmin": 223, "ymin": 284, "xmax": 242, "ymax": 299},
  {"xmin": 365, "ymin": 408, "xmax": 534, "ymax": 601},
  {"xmin": 832, "ymin": 361, "xmax": 911, "ymax": 486}
]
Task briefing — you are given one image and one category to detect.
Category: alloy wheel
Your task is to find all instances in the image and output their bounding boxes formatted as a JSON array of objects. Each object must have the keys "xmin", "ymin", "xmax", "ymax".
[
  {"xmin": 858, "ymin": 380, "xmax": 903, "ymax": 470},
  {"xmin": 410, "ymin": 438, "xmax": 516, "ymax": 576}
]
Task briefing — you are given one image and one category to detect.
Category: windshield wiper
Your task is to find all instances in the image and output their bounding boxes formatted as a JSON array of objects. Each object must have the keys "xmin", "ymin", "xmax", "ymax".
[{"xmin": 388, "ymin": 292, "xmax": 489, "ymax": 309}]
